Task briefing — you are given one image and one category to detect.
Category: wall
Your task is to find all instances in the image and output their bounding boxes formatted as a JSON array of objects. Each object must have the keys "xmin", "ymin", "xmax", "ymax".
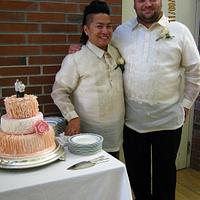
[
  {"xmin": 122, "ymin": 0, "xmax": 134, "ymax": 22},
  {"xmin": 0, "ymin": 0, "xmax": 122, "ymax": 116}
]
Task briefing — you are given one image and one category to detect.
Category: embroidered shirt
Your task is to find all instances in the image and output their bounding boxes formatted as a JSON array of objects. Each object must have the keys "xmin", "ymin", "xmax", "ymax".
[
  {"xmin": 51, "ymin": 41, "xmax": 125, "ymax": 151},
  {"xmin": 112, "ymin": 14, "xmax": 200, "ymax": 133}
]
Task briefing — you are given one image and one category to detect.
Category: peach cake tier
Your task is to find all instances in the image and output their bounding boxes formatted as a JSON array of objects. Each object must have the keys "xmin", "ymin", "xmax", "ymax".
[
  {"xmin": 0, "ymin": 126, "xmax": 56, "ymax": 157},
  {"xmin": 4, "ymin": 94, "xmax": 39, "ymax": 119}
]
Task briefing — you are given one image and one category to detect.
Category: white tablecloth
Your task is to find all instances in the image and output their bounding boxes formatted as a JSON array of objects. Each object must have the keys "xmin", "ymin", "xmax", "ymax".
[{"xmin": 0, "ymin": 149, "xmax": 133, "ymax": 200}]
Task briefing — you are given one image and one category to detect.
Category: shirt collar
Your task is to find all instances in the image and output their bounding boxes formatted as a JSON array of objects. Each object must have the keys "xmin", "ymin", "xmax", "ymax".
[
  {"xmin": 131, "ymin": 13, "xmax": 170, "ymax": 30},
  {"xmin": 86, "ymin": 41, "xmax": 112, "ymax": 59},
  {"xmin": 156, "ymin": 14, "xmax": 170, "ymax": 27},
  {"xmin": 86, "ymin": 40, "xmax": 105, "ymax": 58}
]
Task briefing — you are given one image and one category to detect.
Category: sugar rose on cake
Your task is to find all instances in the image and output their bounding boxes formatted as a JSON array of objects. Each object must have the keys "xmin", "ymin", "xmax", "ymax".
[{"xmin": 33, "ymin": 120, "xmax": 50, "ymax": 135}]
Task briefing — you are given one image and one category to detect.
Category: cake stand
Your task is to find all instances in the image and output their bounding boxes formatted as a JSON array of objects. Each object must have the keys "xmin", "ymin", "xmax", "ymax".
[{"xmin": 0, "ymin": 141, "xmax": 65, "ymax": 169}]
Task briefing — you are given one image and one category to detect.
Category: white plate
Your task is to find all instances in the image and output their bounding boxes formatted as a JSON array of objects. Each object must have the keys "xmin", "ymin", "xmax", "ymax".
[
  {"xmin": 56, "ymin": 134, "xmax": 68, "ymax": 147},
  {"xmin": 69, "ymin": 134, "xmax": 103, "ymax": 145}
]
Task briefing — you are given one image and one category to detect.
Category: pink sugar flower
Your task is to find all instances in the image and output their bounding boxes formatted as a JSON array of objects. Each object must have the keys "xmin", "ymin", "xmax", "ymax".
[{"xmin": 33, "ymin": 120, "xmax": 49, "ymax": 135}]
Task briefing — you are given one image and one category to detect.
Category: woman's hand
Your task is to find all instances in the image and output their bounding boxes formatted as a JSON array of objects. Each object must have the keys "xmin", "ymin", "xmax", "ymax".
[{"xmin": 65, "ymin": 117, "xmax": 80, "ymax": 136}]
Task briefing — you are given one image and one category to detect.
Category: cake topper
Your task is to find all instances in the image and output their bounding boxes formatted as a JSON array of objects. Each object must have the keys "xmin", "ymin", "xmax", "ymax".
[{"xmin": 15, "ymin": 79, "xmax": 25, "ymax": 98}]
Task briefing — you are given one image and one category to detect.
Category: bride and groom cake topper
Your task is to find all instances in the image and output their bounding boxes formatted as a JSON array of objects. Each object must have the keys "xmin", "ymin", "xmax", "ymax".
[{"xmin": 15, "ymin": 79, "xmax": 25, "ymax": 98}]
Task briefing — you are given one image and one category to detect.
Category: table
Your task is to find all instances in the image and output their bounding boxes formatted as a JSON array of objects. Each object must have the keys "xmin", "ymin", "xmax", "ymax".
[{"xmin": 0, "ymin": 149, "xmax": 133, "ymax": 200}]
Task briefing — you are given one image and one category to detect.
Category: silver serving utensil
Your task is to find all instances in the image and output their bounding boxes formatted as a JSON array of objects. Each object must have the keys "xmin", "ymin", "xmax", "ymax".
[{"xmin": 67, "ymin": 155, "xmax": 109, "ymax": 170}]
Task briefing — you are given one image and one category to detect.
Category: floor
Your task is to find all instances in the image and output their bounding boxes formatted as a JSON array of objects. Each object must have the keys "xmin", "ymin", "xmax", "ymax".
[
  {"xmin": 131, "ymin": 168, "xmax": 200, "ymax": 200},
  {"xmin": 176, "ymin": 168, "xmax": 200, "ymax": 200}
]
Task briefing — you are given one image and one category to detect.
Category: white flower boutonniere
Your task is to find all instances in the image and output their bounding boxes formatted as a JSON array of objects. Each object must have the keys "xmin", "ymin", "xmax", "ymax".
[
  {"xmin": 115, "ymin": 57, "xmax": 125, "ymax": 72},
  {"xmin": 156, "ymin": 27, "xmax": 174, "ymax": 41}
]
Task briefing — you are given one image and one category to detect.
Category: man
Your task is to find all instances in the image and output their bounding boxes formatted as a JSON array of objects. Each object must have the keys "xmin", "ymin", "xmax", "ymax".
[{"xmin": 112, "ymin": 0, "xmax": 200, "ymax": 199}]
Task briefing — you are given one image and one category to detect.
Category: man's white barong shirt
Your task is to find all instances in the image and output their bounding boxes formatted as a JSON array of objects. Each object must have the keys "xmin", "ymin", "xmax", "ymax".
[{"xmin": 112, "ymin": 15, "xmax": 200, "ymax": 133}]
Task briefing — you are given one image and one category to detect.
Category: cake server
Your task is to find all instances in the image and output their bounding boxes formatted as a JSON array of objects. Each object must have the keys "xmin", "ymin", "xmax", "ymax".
[{"xmin": 67, "ymin": 155, "xmax": 109, "ymax": 170}]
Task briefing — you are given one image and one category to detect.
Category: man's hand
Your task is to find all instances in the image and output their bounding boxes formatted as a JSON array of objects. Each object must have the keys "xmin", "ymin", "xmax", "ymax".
[
  {"xmin": 68, "ymin": 44, "xmax": 81, "ymax": 54},
  {"xmin": 65, "ymin": 117, "xmax": 80, "ymax": 136}
]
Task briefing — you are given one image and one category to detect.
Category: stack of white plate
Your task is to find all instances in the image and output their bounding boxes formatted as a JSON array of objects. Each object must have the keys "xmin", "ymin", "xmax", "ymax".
[
  {"xmin": 44, "ymin": 116, "xmax": 66, "ymax": 136},
  {"xmin": 68, "ymin": 133, "xmax": 103, "ymax": 156},
  {"xmin": 56, "ymin": 133, "xmax": 68, "ymax": 147}
]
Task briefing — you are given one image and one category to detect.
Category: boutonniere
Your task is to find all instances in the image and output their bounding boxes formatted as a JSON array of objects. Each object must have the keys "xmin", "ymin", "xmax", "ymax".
[
  {"xmin": 156, "ymin": 27, "xmax": 174, "ymax": 41},
  {"xmin": 115, "ymin": 57, "xmax": 125, "ymax": 72}
]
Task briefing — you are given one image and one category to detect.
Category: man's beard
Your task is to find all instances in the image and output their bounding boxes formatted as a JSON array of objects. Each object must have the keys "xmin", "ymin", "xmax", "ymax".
[{"xmin": 137, "ymin": 11, "xmax": 162, "ymax": 24}]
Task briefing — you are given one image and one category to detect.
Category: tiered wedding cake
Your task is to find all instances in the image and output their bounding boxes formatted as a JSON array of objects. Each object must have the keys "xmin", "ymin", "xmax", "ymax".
[{"xmin": 0, "ymin": 80, "xmax": 56, "ymax": 157}]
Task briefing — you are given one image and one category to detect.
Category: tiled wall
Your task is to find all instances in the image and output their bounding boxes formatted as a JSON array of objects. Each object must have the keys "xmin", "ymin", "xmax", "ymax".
[{"xmin": 0, "ymin": 0, "xmax": 122, "ymax": 116}]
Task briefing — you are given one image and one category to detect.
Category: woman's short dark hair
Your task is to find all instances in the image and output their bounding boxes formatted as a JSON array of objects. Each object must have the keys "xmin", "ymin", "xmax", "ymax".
[{"xmin": 80, "ymin": 0, "xmax": 110, "ymax": 44}]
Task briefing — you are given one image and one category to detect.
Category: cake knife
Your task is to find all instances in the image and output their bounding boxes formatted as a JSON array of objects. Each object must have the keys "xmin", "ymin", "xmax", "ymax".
[{"xmin": 67, "ymin": 156, "xmax": 109, "ymax": 170}]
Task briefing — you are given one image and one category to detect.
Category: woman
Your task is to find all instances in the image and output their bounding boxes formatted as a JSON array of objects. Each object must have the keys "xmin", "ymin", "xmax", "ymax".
[{"xmin": 51, "ymin": 0, "xmax": 125, "ymax": 158}]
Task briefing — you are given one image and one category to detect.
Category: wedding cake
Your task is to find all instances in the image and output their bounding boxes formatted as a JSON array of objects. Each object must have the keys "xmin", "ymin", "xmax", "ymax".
[{"xmin": 0, "ymin": 80, "xmax": 56, "ymax": 157}]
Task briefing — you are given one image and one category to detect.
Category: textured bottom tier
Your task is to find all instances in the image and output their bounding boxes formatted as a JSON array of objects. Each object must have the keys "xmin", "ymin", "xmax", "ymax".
[{"xmin": 0, "ymin": 126, "xmax": 56, "ymax": 157}]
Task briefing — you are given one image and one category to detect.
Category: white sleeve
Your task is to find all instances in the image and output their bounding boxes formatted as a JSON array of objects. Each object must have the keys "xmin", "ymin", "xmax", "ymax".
[
  {"xmin": 182, "ymin": 26, "xmax": 200, "ymax": 109},
  {"xmin": 51, "ymin": 54, "xmax": 79, "ymax": 121}
]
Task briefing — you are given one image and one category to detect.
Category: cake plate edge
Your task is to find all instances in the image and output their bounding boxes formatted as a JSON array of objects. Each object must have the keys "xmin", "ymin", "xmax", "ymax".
[{"xmin": 0, "ymin": 142, "xmax": 65, "ymax": 169}]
